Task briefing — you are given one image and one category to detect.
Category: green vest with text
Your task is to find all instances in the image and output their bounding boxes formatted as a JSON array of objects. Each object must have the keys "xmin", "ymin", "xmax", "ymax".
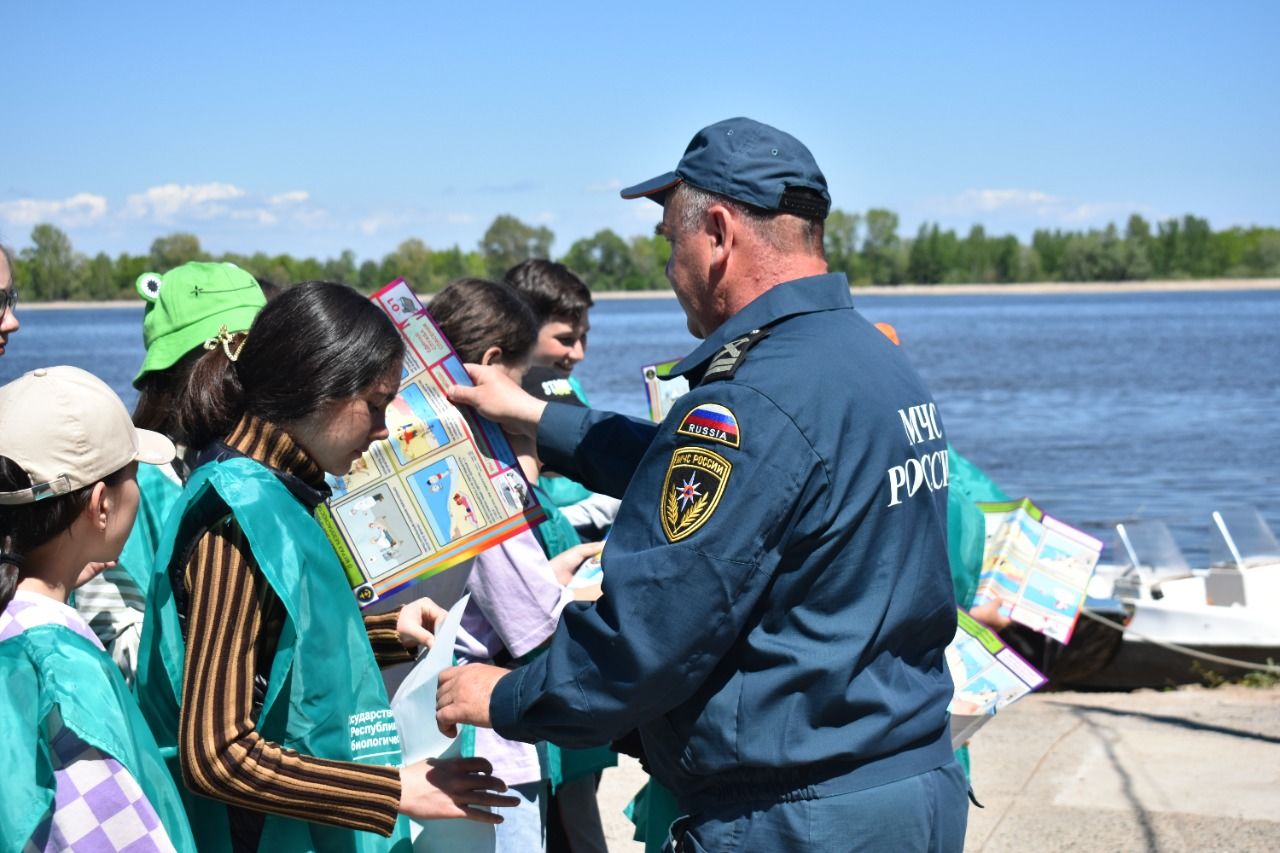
[
  {"xmin": 135, "ymin": 456, "xmax": 411, "ymax": 853},
  {"xmin": 117, "ymin": 462, "xmax": 182, "ymax": 596}
]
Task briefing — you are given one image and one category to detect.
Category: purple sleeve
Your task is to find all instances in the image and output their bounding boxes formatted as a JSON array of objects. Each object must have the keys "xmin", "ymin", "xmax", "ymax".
[{"xmin": 463, "ymin": 529, "xmax": 574, "ymax": 660}]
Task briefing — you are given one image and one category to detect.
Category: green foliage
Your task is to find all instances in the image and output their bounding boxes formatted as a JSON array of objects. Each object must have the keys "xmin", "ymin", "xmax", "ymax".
[
  {"xmin": 22, "ymin": 224, "xmax": 82, "ymax": 300},
  {"xmin": 149, "ymin": 233, "xmax": 205, "ymax": 272},
  {"xmin": 1241, "ymin": 661, "xmax": 1279, "ymax": 689},
  {"xmin": 864, "ymin": 209, "xmax": 906, "ymax": 285},
  {"xmin": 11, "ymin": 208, "xmax": 1280, "ymax": 303},
  {"xmin": 479, "ymin": 214, "xmax": 554, "ymax": 279}
]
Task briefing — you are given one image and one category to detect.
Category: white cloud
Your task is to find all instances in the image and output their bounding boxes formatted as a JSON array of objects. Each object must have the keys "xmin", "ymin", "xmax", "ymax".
[
  {"xmin": 937, "ymin": 188, "xmax": 1062, "ymax": 216},
  {"xmin": 231, "ymin": 209, "xmax": 279, "ymax": 226},
  {"xmin": 268, "ymin": 190, "xmax": 310, "ymax": 206},
  {"xmin": 0, "ymin": 192, "xmax": 108, "ymax": 227},
  {"xmin": 930, "ymin": 188, "xmax": 1149, "ymax": 226},
  {"xmin": 446, "ymin": 212, "xmax": 475, "ymax": 225},
  {"xmin": 294, "ymin": 207, "xmax": 330, "ymax": 227},
  {"xmin": 359, "ymin": 213, "xmax": 405, "ymax": 236},
  {"xmin": 122, "ymin": 182, "xmax": 247, "ymax": 221},
  {"xmin": 534, "ymin": 210, "xmax": 555, "ymax": 225}
]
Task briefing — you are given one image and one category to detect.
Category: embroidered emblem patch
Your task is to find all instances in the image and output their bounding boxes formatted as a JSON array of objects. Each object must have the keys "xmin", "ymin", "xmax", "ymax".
[
  {"xmin": 660, "ymin": 447, "xmax": 732, "ymax": 542},
  {"xmin": 676, "ymin": 404, "xmax": 741, "ymax": 448}
]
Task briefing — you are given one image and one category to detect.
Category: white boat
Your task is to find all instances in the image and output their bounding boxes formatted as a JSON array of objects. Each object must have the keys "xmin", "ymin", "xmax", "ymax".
[{"xmin": 1067, "ymin": 509, "xmax": 1280, "ymax": 688}]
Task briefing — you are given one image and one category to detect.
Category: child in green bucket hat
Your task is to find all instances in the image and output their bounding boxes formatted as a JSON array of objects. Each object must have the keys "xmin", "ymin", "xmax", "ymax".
[{"xmin": 75, "ymin": 262, "xmax": 268, "ymax": 682}]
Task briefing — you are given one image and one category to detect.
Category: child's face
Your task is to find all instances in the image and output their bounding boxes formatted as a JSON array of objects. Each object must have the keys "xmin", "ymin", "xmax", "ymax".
[
  {"xmin": 291, "ymin": 369, "xmax": 400, "ymax": 476},
  {"xmin": 533, "ymin": 315, "xmax": 589, "ymax": 375}
]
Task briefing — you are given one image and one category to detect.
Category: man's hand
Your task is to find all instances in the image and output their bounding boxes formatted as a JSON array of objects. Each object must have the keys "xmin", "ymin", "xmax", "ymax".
[
  {"xmin": 445, "ymin": 364, "xmax": 548, "ymax": 439},
  {"xmin": 398, "ymin": 756, "xmax": 519, "ymax": 824},
  {"xmin": 397, "ymin": 597, "xmax": 449, "ymax": 652},
  {"xmin": 436, "ymin": 664, "xmax": 509, "ymax": 737}
]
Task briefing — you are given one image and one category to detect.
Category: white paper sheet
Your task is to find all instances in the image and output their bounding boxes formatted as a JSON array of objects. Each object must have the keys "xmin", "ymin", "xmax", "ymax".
[{"xmin": 391, "ymin": 594, "xmax": 498, "ymax": 852}]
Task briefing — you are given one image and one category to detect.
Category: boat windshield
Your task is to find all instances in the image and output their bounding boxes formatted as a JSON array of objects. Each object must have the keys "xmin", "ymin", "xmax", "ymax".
[
  {"xmin": 1112, "ymin": 520, "xmax": 1192, "ymax": 578},
  {"xmin": 1209, "ymin": 508, "xmax": 1280, "ymax": 569}
]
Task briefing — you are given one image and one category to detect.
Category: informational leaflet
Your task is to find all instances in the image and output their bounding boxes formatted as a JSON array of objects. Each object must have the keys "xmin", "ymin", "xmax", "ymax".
[
  {"xmin": 947, "ymin": 608, "xmax": 1046, "ymax": 747},
  {"xmin": 642, "ymin": 358, "xmax": 690, "ymax": 422},
  {"xmin": 316, "ymin": 279, "xmax": 544, "ymax": 608},
  {"xmin": 973, "ymin": 498, "xmax": 1104, "ymax": 644},
  {"xmin": 390, "ymin": 594, "xmax": 497, "ymax": 852}
]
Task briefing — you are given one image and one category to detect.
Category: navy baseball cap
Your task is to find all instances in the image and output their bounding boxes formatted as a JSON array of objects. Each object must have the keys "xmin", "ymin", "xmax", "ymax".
[{"xmin": 620, "ymin": 117, "xmax": 831, "ymax": 219}]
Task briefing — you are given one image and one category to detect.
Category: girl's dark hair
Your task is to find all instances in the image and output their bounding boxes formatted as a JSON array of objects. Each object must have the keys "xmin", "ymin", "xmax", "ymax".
[
  {"xmin": 428, "ymin": 278, "xmax": 538, "ymax": 366},
  {"xmin": 174, "ymin": 281, "xmax": 405, "ymax": 450},
  {"xmin": 135, "ymin": 279, "xmax": 283, "ymax": 444},
  {"xmin": 503, "ymin": 260, "xmax": 593, "ymax": 326},
  {"xmin": 0, "ymin": 456, "xmax": 129, "ymax": 611},
  {"xmin": 133, "ymin": 349, "xmax": 202, "ymax": 440}
]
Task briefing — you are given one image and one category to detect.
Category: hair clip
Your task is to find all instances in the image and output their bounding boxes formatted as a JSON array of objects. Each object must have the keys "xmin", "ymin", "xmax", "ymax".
[
  {"xmin": 0, "ymin": 551, "xmax": 24, "ymax": 568},
  {"xmin": 203, "ymin": 325, "xmax": 248, "ymax": 362}
]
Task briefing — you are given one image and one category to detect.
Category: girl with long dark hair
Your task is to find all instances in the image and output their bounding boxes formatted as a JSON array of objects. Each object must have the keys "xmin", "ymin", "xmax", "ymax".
[{"xmin": 134, "ymin": 281, "xmax": 516, "ymax": 852}]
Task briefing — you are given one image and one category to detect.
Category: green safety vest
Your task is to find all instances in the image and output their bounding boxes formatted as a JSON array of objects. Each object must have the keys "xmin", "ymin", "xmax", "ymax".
[
  {"xmin": 117, "ymin": 462, "xmax": 182, "ymax": 596},
  {"xmin": 0, "ymin": 623, "xmax": 197, "ymax": 852},
  {"xmin": 945, "ymin": 445, "xmax": 1010, "ymax": 779},
  {"xmin": 946, "ymin": 444, "xmax": 1010, "ymax": 612},
  {"xmin": 135, "ymin": 456, "xmax": 412, "ymax": 852}
]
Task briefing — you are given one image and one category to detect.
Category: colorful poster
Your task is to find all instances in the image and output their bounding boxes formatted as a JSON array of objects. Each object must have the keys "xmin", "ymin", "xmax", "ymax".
[
  {"xmin": 973, "ymin": 498, "xmax": 1104, "ymax": 643},
  {"xmin": 317, "ymin": 279, "xmax": 544, "ymax": 607},
  {"xmin": 947, "ymin": 609, "xmax": 1047, "ymax": 747},
  {"xmin": 642, "ymin": 358, "xmax": 690, "ymax": 423}
]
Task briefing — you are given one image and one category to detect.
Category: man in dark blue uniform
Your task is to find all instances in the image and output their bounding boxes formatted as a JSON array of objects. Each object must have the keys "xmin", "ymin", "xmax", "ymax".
[{"xmin": 439, "ymin": 117, "xmax": 967, "ymax": 851}]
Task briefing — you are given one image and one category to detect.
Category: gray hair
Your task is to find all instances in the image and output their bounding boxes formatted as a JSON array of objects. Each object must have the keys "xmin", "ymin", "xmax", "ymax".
[{"xmin": 670, "ymin": 183, "xmax": 824, "ymax": 256}]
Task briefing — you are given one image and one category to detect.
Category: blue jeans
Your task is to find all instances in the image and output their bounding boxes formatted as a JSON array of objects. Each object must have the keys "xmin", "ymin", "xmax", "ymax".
[{"xmin": 664, "ymin": 763, "xmax": 968, "ymax": 852}]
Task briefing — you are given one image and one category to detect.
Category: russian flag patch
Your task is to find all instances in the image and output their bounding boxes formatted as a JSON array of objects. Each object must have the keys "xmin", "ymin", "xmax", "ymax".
[{"xmin": 676, "ymin": 403, "xmax": 740, "ymax": 449}]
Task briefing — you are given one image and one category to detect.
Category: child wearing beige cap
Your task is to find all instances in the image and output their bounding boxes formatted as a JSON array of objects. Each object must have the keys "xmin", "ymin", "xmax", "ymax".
[{"xmin": 0, "ymin": 365, "xmax": 195, "ymax": 851}]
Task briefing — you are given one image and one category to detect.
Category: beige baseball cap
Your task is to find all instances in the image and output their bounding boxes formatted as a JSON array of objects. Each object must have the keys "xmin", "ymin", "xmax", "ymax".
[{"xmin": 0, "ymin": 366, "xmax": 175, "ymax": 505}]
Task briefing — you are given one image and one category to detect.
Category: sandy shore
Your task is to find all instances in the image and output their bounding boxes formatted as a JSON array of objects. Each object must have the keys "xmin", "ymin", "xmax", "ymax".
[
  {"xmin": 594, "ymin": 685, "xmax": 1280, "ymax": 852},
  {"xmin": 17, "ymin": 278, "xmax": 1280, "ymax": 311}
]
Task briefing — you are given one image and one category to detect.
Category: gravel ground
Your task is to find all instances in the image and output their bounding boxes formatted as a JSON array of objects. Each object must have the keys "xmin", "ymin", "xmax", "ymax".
[{"xmin": 594, "ymin": 685, "xmax": 1280, "ymax": 852}]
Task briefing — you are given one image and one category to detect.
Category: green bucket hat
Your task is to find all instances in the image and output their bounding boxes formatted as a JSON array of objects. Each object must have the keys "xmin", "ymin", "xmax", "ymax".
[{"xmin": 133, "ymin": 262, "xmax": 267, "ymax": 387}]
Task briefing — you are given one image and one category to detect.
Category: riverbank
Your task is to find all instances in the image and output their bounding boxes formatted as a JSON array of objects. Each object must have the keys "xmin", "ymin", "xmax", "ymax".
[
  {"xmin": 17, "ymin": 277, "xmax": 1280, "ymax": 310},
  {"xmin": 595, "ymin": 685, "xmax": 1280, "ymax": 851},
  {"xmin": 595, "ymin": 277, "xmax": 1280, "ymax": 299}
]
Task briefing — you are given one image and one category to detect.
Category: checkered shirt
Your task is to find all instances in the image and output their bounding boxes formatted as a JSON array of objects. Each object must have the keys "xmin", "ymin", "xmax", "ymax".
[{"xmin": 3, "ymin": 592, "xmax": 176, "ymax": 852}]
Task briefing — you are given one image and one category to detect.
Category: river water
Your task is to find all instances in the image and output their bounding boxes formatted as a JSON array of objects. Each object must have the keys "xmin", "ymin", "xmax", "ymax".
[{"xmin": 5, "ymin": 288, "xmax": 1277, "ymax": 564}]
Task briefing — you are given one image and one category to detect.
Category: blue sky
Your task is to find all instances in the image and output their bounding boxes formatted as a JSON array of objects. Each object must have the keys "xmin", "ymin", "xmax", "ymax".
[{"xmin": 3, "ymin": 1, "xmax": 1277, "ymax": 262}]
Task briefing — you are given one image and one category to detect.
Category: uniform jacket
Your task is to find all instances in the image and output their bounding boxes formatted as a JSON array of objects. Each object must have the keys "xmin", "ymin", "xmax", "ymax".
[{"xmin": 491, "ymin": 273, "xmax": 958, "ymax": 806}]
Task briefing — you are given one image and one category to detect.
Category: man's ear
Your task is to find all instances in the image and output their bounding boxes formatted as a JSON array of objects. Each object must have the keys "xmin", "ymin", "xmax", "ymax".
[
  {"xmin": 706, "ymin": 203, "xmax": 732, "ymax": 248},
  {"xmin": 479, "ymin": 345, "xmax": 505, "ymax": 367},
  {"xmin": 85, "ymin": 481, "xmax": 110, "ymax": 532},
  {"xmin": 706, "ymin": 203, "xmax": 735, "ymax": 271}
]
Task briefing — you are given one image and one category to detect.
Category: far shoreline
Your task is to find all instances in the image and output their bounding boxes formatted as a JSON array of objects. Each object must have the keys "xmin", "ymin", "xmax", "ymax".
[{"xmin": 19, "ymin": 277, "xmax": 1280, "ymax": 310}]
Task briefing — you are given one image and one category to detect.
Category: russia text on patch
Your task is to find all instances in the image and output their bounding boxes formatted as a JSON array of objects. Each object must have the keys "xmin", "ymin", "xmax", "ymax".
[{"xmin": 676, "ymin": 403, "xmax": 740, "ymax": 448}]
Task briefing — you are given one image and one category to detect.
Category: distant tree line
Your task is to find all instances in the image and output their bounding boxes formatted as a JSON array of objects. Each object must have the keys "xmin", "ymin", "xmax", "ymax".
[{"xmin": 7, "ymin": 209, "xmax": 1279, "ymax": 302}]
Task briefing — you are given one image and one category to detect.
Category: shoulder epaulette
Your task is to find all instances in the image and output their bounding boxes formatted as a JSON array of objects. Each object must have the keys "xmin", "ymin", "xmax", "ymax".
[{"xmin": 699, "ymin": 328, "xmax": 770, "ymax": 385}]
